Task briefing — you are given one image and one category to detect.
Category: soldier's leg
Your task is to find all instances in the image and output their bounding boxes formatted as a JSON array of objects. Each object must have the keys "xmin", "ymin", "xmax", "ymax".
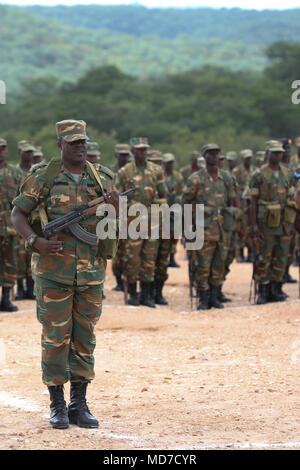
[
  {"xmin": 15, "ymin": 235, "xmax": 26, "ymax": 300},
  {"xmin": 268, "ymin": 234, "xmax": 291, "ymax": 301},
  {"xmin": 168, "ymin": 238, "xmax": 180, "ymax": 268},
  {"xmin": 126, "ymin": 239, "xmax": 143, "ymax": 305},
  {"xmin": 139, "ymin": 238, "xmax": 157, "ymax": 308},
  {"xmin": 34, "ymin": 276, "xmax": 74, "ymax": 386},
  {"xmin": 208, "ymin": 240, "xmax": 226, "ymax": 308},
  {"xmin": 255, "ymin": 232, "xmax": 276, "ymax": 304},
  {"xmin": 284, "ymin": 233, "xmax": 297, "ymax": 283},
  {"xmin": 195, "ymin": 240, "xmax": 215, "ymax": 310},
  {"xmin": 112, "ymin": 244, "xmax": 123, "ymax": 291},
  {"xmin": 25, "ymin": 250, "xmax": 35, "ymax": 299},
  {"xmin": 154, "ymin": 237, "xmax": 172, "ymax": 305},
  {"xmin": 0, "ymin": 236, "xmax": 18, "ymax": 312}
]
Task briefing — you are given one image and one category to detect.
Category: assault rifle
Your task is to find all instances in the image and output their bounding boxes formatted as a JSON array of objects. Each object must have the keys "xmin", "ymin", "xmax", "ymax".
[{"xmin": 43, "ymin": 186, "xmax": 138, "ymax": 245}]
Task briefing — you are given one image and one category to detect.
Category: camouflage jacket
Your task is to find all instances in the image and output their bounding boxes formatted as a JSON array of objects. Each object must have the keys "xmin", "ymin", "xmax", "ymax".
[
  {"xmin": 0, "ymin": 163, "xmax": 20, "ymax": 237},
  {"xmin": 180, "ymin": 165, "xmax": 198, "ymax": 184},
  {"xmin": 115, "ymin": 161, "xmax": 166, "ymax": 208},
  {"xmin": 183, "ymin": 167, "xmax": 235, "ymax": 241},
  {"xmin": 232, "ymin": 163, "xmax": 255, "ymax": 191},
  {"xmin": 13, "ymin": 161, "xmax": 113, "ymax": 286},
  {"xmin": 249, "ymin": 163, "xmax": 294, "ymax": 235},
  {"xmin": 164, "ymin": 170, "xmax": 184, "ymax": 206}
]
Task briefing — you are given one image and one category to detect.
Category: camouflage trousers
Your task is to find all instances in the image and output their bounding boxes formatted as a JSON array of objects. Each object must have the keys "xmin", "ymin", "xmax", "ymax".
[
  {"xmin": 0, "ymin": 235, "xmax": 17, "ymax": 287},
  {"xmin": 223, "ymin": 231, "xmax": 235, "ymax": 281},
  {"xmin": 256, "ymin": 232, "xmax": 290, "ymax": 284},
  {"xmin": 16, "ymin": 235, "xmax": 32, "ymax": 279},
  {"xmin": 125, "ymin": 238, "xmax": 157, "ymax": 283},
  {"xmin": 194, "ymin": 239, "xmax": 225, "ymax": 291},
  {"xmin": 34, "ymin": 276, "xmax": 103, "ymax": 386},
  {"xmin": 154, "ymin": 237, "xmax": 173, "ymax": 282}
]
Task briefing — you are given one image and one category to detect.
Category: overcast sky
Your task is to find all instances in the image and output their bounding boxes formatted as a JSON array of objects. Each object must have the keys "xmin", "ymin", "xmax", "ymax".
[{"xmin": 1, "ymin": 0, "xmax": 300, "ymax": 10}]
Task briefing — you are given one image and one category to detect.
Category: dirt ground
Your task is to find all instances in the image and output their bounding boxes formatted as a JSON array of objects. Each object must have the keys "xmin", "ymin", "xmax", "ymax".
[{"xmin": 1, "ymin": 244, "xmax": 300, "ymax": 450}]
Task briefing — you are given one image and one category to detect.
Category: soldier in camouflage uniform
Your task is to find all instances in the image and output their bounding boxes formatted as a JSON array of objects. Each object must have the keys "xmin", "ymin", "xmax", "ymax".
[
  {"xmin": 115, "ymin": 137, "xmax": 166, "ymax": 308},
  {"xmin": 256, "ymin": 151, "xmax": 266, "ymax": 168},
  {"xmin": 14, "ymin": 141, "xmax": 36, "ymax": 300},
  {"xmin": 86, "ymin": 141, "xmax": 100, "ymax": 167},
  {"xmin": 164, "ymin": 153, "xmax": 184, "ymax": 270},
  {"xmin": 180, "ymin": 150, "xmax": 201, "ymax": 184},
  {"xmin": 226, "ymin": 151, "xmax": 238, "ymax": 173},
  {"xmin": 249, "ymin": 141, "xmax": 295, "ymax": 304},
  {"xmin": 0, "ymin": 138, "xmax": 19, "ymax": 312},
  {"xmin": 232, "ymin": 149, "xmax": 255, "ymax": 263},
  {"xmin": 33, "ymin": 146, "xmax": 45, "ymax": 165},
  {"xmin": 12, "ymin": 120, "xmax": 118, "ymax": 430},
  {"xmin": 183, "ymin": 143, "xmax": 235, "ymax": 310},
  {"xmin": 110, "ymin": 144, "xmax": 132, "ymax": 292}
]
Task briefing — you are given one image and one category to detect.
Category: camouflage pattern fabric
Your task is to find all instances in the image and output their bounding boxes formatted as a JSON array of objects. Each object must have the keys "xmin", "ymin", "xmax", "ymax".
[
  {"xmin": 13, "ymin": 161, "xmax": 113, "ymax": 286},
  {"xmin": 15, "ymin": 164, "xmax": 32, "ymax": 280},
  {"xmin": 154, "ymin": 237, "xmax": 173, "ymax": 282},
  {"xmin": 249, "ymin": 163, "xmax": 293, "ymax": 283},
  {"xmin": 115, "ymin": 160, "xmax": 166, "ymax": 283},
  {"xmin": 0, "ymin": 163, "xmax": 19, "ymax": 287},
  {"xmin": 34, "ymin": 276, "xmax": 103, "ymax": 386},
  {"xmin": 183, "ymin": 167, "xmax": 234, "ymax": 290}
]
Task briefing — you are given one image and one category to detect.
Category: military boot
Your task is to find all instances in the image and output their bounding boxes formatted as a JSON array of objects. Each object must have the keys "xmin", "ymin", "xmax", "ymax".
[
  {"xmin": 25, "ymin": 276, "xmax": 35, "ymax": 300},
  {"xmin": 128, "ymin": 282, "xmax": 139, "ymax": 306},
  {"xmin": 196, "ymin": 289, "xmax": 210, "ymax": 310},
  {"xmin": 15, "ymin": 279, "xmax": 25, "ymax": 300},
  {"xmin": 48, "ymin": 385, "xmax": 69, "ymax": 429},
  {"xmin": 217, "ymin": 285, "xmax": 232, "ymax": 303},
  {"xmin": 68, "ymin": 382, "xmax": 98, "ymax": 428},
  {"xmin": 256, "ymin": 284, "xmax": 269, "ymax": 305},
  {"xmin": 0, "ymin": 287, "xmax": 18, "ymax": 312},
  {"xmin": 154, "ymin": 279, "xmax": 168, "ymax": 305},
  {"xmin": 269, "ymin": 282, "xmax": 287, "ymax": 302},
  {"xmin": 209, "ymin": 285, "xmax": 224, "ymax": 309},
  {"xmin": 112, "ymin": 276, "xmax": 123, "ymax": 292},
  {"xmin": 140, "ymin": 281, "xmax": 156, "ymax": 308},
  {"xmin": 168, "ymin": 253, "xmax": 180, "ymax": 268}
]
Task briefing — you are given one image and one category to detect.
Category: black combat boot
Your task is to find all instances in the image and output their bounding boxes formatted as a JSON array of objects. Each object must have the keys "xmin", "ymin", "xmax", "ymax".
[
  {"xmin": 112, "ymin": 276, "xmax": 123, "ymax": 292},
  {"xmin": 237, "ymin": 248, "xmax": 245, "ymax": 263},
  {"xmin": 256, "ymin": 284, "xmax": 269, "ymax": 305},
  {"xmin": 168, "ymin": 253, "xmax": 180, "ymax": 268},
  {"xmin": 128, "ymin": 282, "xmax": 140, "ymax": 306},
  {"xmin": 217, "ymin": 285, "xmax": 232, "ymax": 303},
  {"xmin": 197, "ymin": 289, "xmax": 210, "ymax": 310},
  {"xmin": 154, "ymin": 279, "xmax": 168, "ymax": 305},
  {"xmin": 48, "ymin": 385, "xmax": 69, "ymax": 429},
  {"xmin": 68, "ymin": 382, "xmax": 98, "ymax": 428},
  {"xmin": 25, "ymin": 276, "xmax": 35, "ymax": 300},
  {"xmin": 0, "ymin": 287, "xmax": 18, "ymax": 312},
  {"xmin": 140, "ymin": 281, "xmax": 156, "ymax": 308},
  {"xmin": 209, "ymin": 285, "xmax": 224, "ymax": 309},
  {"xmin": 269, "ymin": 282, "xmax": 287, "ymax": 302},
  {"xmin": 15, "ymin": 279, "xmax": 25, "ymax": 300}
]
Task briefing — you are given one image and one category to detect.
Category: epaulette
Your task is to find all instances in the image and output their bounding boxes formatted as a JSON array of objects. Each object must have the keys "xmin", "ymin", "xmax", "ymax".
[{"xmin": 98, "ymin": 164, "xmax": 114, "ymax": 180}]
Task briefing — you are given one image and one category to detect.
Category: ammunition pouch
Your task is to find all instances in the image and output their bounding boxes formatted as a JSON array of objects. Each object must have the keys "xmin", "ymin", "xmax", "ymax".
[
  {"xmin": 284, "ymin": 200, "xmax": 297, "ymax": 225},
  {"xmin": 264, "ymin": 203, "xmax": 281, "ymax": 228},
  {"xmin": 222, "ymin": 206, "xmax": 239, "ymax": 232},
  {"xmin": 97, "ymin": 236, "xmax": 119, "ymax": 260}
]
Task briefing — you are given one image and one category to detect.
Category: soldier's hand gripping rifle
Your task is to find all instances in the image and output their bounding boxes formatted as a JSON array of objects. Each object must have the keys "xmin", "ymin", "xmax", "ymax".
[{"xmin": 43, "ymin": 186, "xmax": 139, "ymax": 245}]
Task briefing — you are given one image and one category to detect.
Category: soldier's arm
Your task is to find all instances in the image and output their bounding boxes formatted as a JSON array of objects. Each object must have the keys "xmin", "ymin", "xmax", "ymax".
[{"xmin": 249, "ymin": 171, "xmax": 263, "ymax": 239}]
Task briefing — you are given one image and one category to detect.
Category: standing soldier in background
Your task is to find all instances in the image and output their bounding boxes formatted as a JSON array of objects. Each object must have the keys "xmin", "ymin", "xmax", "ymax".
[
  {"xmin": 232, "ymin": 149, "xmax": 254, "ymax": 263},
  {"xmin": 249, "ymin": 141, "xmax": 295, "ymax": 304},
  {"xmin": 226, "ymin": 151, "xmax": 238, "ymax": 173},
  {"xmin": 33, "ymin": 146, "xmax": 45, "ymax": 166},
  {"xmin": 111, "ymin": 144, "xmax": 132, "ymax": 292},
  {"xmin": 183, "ymin": 143, "xmax": 235, "ymax": 310},
  {"xmin": 115, "ymin": 137, "xmax": 166, "ymax": 308},
  {"xmin": 0, "ymin": 138, "xmax": 19, "ymax": 312},
  {"xmin": 164, "ymin": 153, "xmax": 184, "ymax": 270},
  {"xmin": 180, "ymin": 150, "xmax": 201, "ymax": 184},
  {"xmin": 15, "ymin": 141, "xmax": 36, "ymax": 300},
  {"xmin": 290, "ymin": 137, "xmax": 300, "ymax": 169},
  {"xmin": 86, "ymin": 141, "xmax": 101, "ymax": 167},
  {"xmin": 256, "ymin": 151, "xmax": 266, "ymax": 168}
]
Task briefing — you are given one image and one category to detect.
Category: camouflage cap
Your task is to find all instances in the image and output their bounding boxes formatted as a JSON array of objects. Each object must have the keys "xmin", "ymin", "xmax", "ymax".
[
  {"xmin": 56, "ymin": 119, "xmax": 88, "ymax": 143},
  {"xmin": 266, "ymin": 141, "xmax": 284, "ymax": 153},
  {"xmin": 130, "ymin": 137, "xmax": 150, "ymax": 149},
  {"xmin": 0, "ymin": 138, "xmax": 7, "ymax": 147},
  {"xmin": 18, "ymin": 140, "xmax": 34, "ymax": 150},
  {"xmin": 115, "ymin": 144, "xmax": 131, "ymax": 155},
  {"xmin": 201, "ymin": 143, "xmax": 221, "ymax": 155},
  {"xmin": 226, "ymin": 151, "xmax": 237, "ymax": 161},
  {"xmin": 33, "ymin": 146, "xmax": 44, "ymax": 157},
  {"xmin": 256, "ymin": 150, "xmax": 265, "ymax": 158},
  {"xmin": 163, "ymin": 153, "xmax": 175, "ymax": 163},
  {"xmin": 87, "ymin": 141, "xmax": 100, "ymax": 156},
  {"xmin": 240, "ymin": 149, "xmax": 253, "ymax": 159},
  {"xmin": 190, "ymin": 150, "xmax": 201, "ymax": 158},
  {"xmin": 295, "ymin": 137, "xmax": 300, "ymax": 147},
  {"xmin": 147, "ymin": 150, "xmax": 163, "ymax": 162},
  {"xmin": 20, "ymin": 142, "xmax": 36, "ymax": 152}
]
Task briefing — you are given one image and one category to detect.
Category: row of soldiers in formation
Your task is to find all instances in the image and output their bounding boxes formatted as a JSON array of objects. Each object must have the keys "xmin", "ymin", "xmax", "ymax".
[{"xmin": 0, "ymin": 134, "xmax": 300, "ymax": 312}]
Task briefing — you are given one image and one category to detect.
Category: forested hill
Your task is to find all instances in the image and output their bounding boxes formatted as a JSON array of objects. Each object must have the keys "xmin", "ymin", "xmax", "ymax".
[
  {"xmin": 27, "ymin": 4, "xmax": 300, "ymax": 44},
  {"xmin": 1, "ymin": 4, "xmax": 300, "ymax": 93}
]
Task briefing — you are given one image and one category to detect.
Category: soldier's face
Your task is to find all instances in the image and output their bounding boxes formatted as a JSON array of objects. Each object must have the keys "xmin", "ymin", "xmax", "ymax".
[
  {"xmin": 60, "ymin": 139, "xmax": 87, "ymax": 165},
  {"xmin": 0, "ymin": 145, "xmax": 8, "ymax": 162},
  {"xmin": 205, "ymin": 150, "xmax": 219, "ymax": 166},
  {"xmin": 33, "ymin": 155, "xmax": 43, "ymax": 164},
  {"xmin": 133, "ymin": 147, "xmax": 147, "ymax": 164},
  {"xmin": 244, "ymin": 157, "xmax": 252, "ymax": 168},
  {"xmin": 86, "ymin": 154, "xmax": 98, "ymax": 164},
  {"xmin": 228, "ymin": 160, "xmax": 236, "ymax": 171},
  {"xmin": 218, "ymin": 158, "xmax": 224, "ymax": 168},
  {"xmin": 269, "ymin": 151, "xmax": 282, "ymax": 165},
  {"xmin": 165, "ymin": 162, "xmax": 173, "ymax": 173},
  {"xmin": 118, "ymin": 154, "xmax": 130, "ymax": 168},
  {"xmin": 20, "ymin": 150, "xmax": 33, "ymax": 165}
]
